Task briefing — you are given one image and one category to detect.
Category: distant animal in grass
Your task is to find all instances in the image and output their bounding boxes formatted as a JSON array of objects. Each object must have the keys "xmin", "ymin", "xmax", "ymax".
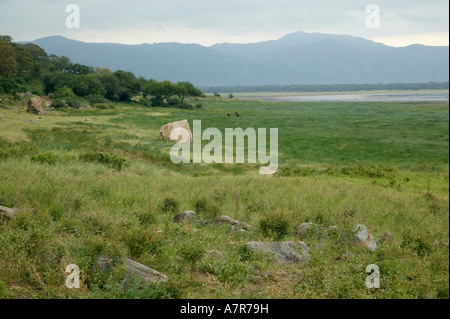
[
  {"xmin": 227, "ymin": 113, "xmax": 230, "ymax": 117},
  {"xmin": 235, "ymin": 112, "xmax": 240, "ymax": 117}
]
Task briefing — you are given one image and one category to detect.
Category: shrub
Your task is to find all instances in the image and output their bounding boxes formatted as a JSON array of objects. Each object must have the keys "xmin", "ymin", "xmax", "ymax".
[
  {"xmin": 94, "ymin": 103, "xmax": 115, "ymax": 110},
  {"xmin": 85, "ymin": 94, "xmax": 108, "ymax": 104},
  {"xmin": 138, "ymin": 98, "xmax": 152, "ymax": 107},
  {"xmin": 51, "ymin": 99, "xmax": 66, "ymax": 109},
  {"xmin": 166, "ymin": 96, "xmax": 181, "ymax": 107},
  {"xmin": 65, "ymin": 96, "xmax": 86, "ymax": 109},
  {"xmin": 54, "ymin": 85, "xmax": 76, "ymax": 99},
  {"xmin": 195, "ymin": 103, "xmax": 202, "ymax": 109}
]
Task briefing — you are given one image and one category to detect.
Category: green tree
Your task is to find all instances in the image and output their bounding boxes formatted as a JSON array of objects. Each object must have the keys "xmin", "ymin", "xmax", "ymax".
[
  {"xmin": 0, "ymin": 38, "xmax": 18, "ymax": 77},
  {"xmin": 175, "ymin": 81, "xmax": 202, "ymax": 102}
]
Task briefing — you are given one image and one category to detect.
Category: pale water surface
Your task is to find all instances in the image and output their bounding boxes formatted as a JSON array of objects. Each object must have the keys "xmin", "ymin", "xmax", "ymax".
[{"xmin": 242, "ymin": 91, "xmax": 449, "ymax": 102}]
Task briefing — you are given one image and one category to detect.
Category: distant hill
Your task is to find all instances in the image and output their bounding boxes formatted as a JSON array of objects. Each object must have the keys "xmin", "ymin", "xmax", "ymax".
[{"xmin": 28, "ymin": 31, "xmax": 449, "ymax": 87}]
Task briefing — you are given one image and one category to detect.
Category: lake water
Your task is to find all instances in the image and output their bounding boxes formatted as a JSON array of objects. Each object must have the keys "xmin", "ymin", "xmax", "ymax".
[{"xmin": 243, "ymin": 91, "xmax": 449, "ymax": 102}]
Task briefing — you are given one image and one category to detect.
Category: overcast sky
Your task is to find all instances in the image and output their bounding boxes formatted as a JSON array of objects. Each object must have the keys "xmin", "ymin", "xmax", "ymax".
[{"xmin": 0, "ymin": 0, "xmax": 448, "ymax": 46}]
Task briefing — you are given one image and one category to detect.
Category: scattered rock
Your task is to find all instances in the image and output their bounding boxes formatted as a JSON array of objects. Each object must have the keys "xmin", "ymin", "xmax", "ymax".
[
  {"xmin": 160, "ymin": 120, "xmax": 192, "ymax": 143},
  {"xmin": 27, "ymin": 97, "xmax": 45, "ymax": 114},
  {"xmin": 125, "ymin": 258, "xmax": 168, "ymax": 283},
  {"xmin": 0, "ymin": 205, "xmax": 16, "ymax": 219},
  {"xmin": 381, "ymin": 231, "xmax": 394, "ymax": 243},
  {"xmin": 352, "ymin": 224, "xmax": 377, "ymax": 251},
  {"xmin": 96, "ymin": 255, "xmax": 114, "ymax": 272},
  {"xmin": 246, "ymin": 241, "xmax": 311, "ymax": 263},
  {"xmin": 0, "ymin": 113, "xmax": 4, "ymax": 118},
  {"xmin": 337, "ymin": 251, "xmax": 355, "ymax": 261},
  {"xmin": 311, "ymin": 243, "xmax": 325, "ymax": 251},
  {"xmin": 230, "ymin": 225, "xmax": 246, "ymax": 232},
  {"xmin": 216, "ymin": 215, "xmax": 253, "ymax": 231},
  {"xmin": 295, "ymin": 222, "xmax": 313, "ymax": 238},
  {"xmin": 204, "ymin": 250, "xmax": 225, "ymax": 260},
  {"xmin": 96, "ymin": 256, "xmax": 168, "ymax": 283},
  {"xmin": 173, "ymin": 211, "xmax": 200, "ymax": 224},
  {"xmin": 22, "ymin": 119, "xmax": 36, "ymax": 123},
  {"xmin": 84, "ymin": 118, "xmax": 90, "ymax": 122},
  {"xmin": 24, "ymin": 92, "xmax": 33, "ymax": 97}
]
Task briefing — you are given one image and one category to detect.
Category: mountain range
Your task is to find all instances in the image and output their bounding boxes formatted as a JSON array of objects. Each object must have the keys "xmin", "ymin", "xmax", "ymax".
[{"xmin": 28, "ymin": 31, "xmax": 449, "ymax": 87}]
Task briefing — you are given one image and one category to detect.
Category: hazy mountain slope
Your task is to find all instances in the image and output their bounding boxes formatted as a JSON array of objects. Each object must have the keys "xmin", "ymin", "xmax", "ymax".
[{"xmin": 30, "ymin": 32, "xmax": 449, "ymax": 86}]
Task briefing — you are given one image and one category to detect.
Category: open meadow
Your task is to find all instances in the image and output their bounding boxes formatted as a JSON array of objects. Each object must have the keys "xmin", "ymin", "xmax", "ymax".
[{"xmin": 0, "ymin": 96, "xmax": 448, "ymax": 299}]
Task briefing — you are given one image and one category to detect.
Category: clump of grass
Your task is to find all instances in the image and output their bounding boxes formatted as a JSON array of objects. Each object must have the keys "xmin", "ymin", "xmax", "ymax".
[
  {"xmin": 237, "ymin": 245, "xmax": 254, "ymax": 261},
  {"xmin": 31, "ymin": 152, "xmax": 58, "ymax": 165},
  {"xmin": 79, "ymin": 152, "xmax": 129, "ymax": 170},
  {"xmin": 0, "ymin": 141, "xmax": 38, "ymax": 159},
  {"xmin": 327, "ymin": 163, "xmax": 397, "ymax": 178},
  {"xmin": 193, "ymin": 197, "xmax": 220, "ymax": 219},
  {"xmin": 94, "ymin": 103, "xmax": 115, "ymax": 110},
  {"xmin": 276, "ymin": 166, "xmax": 317, "ymax": 177},
  {"xmin": 159, "ymin": 197, "xmax": 179, "ymax": 214},
  {"xmin": 179, "ymin": 243, "xmax": 205, "ymax": 270},
  {"xmin": 137, "ymin": 211, "xmax": 156, "ymax": 226},
  {"xmin": 259, "ymin": 212, "xmax": 291, "ymax": 240},
  {"xmin": 121, "ymin": 229, "xmax": 161, "ymax": 259}
]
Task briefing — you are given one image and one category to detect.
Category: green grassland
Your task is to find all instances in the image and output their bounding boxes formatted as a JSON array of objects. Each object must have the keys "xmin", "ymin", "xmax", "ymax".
[{"xmin": 0, "ymin": 97, "xmax": 448, "ymax": 299}]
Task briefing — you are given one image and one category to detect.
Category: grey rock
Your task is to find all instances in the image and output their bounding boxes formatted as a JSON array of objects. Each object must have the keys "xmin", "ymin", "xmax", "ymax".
[
  {"xmin": 173, "ymin": 210, "xmax": 200, "ymax": 224},
  {"xmin": 246, "ymin": 241, "xmax": 311, "ymax": 263},
  {"xmin": 216, "ymin": 215, "xmax": 253, "ymax": 230},
  {"xmin": 84, "ymin": 118, "xmax": 90, "ymax": 122},
  {"xmin": 96, "ymin": 255, "xmax": 113, "ymax": 271},
  {"xmin": 125, "ymin": 258, "xmax": 168, "ymax": 283},
  {"xmin": 0, "ymin": 113, "xmax": 4, "ymax": 118},
  {"xmin": 230, "ymin": 225, "xmax": 246, "ymax": 232},
  {"xmin": 295, "ymin": 222, "xmax": 313, "ymax": 238},
  {"xmin": 352, "ymin": 224, "xmax": 377, "ymax": 251},
  {"xmin": 381, "ymin": 231, "xmax": 394, "ymax": 243},
  {"xmin": 204, "ymin": 250, "xmax": 225, "ymax": 260},
  {"xmin": 96, "ymin": 256, "xmax": 168, "ymax": 283},
  {"xmin": 25, "ymin": 92, "xmax": 33, "ymax": 97},
  {"xmin": 22, "ymin": 119, "xmax": 36, "ymax": 123},
  {"xmin": 0, "ymin": 205, "xmax": 16, "ymax": 219}
]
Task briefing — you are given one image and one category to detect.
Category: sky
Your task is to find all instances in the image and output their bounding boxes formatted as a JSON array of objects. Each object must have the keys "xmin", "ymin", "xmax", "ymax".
[{"xmin": 0, "ymin": 0, "xmax": 448, "ymax": 47}]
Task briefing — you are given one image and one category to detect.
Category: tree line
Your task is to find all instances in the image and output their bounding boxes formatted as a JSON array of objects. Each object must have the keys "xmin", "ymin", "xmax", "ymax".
[{"xmin": 0, "ymin": 35, "xmax": 203, "ymax": 109}]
